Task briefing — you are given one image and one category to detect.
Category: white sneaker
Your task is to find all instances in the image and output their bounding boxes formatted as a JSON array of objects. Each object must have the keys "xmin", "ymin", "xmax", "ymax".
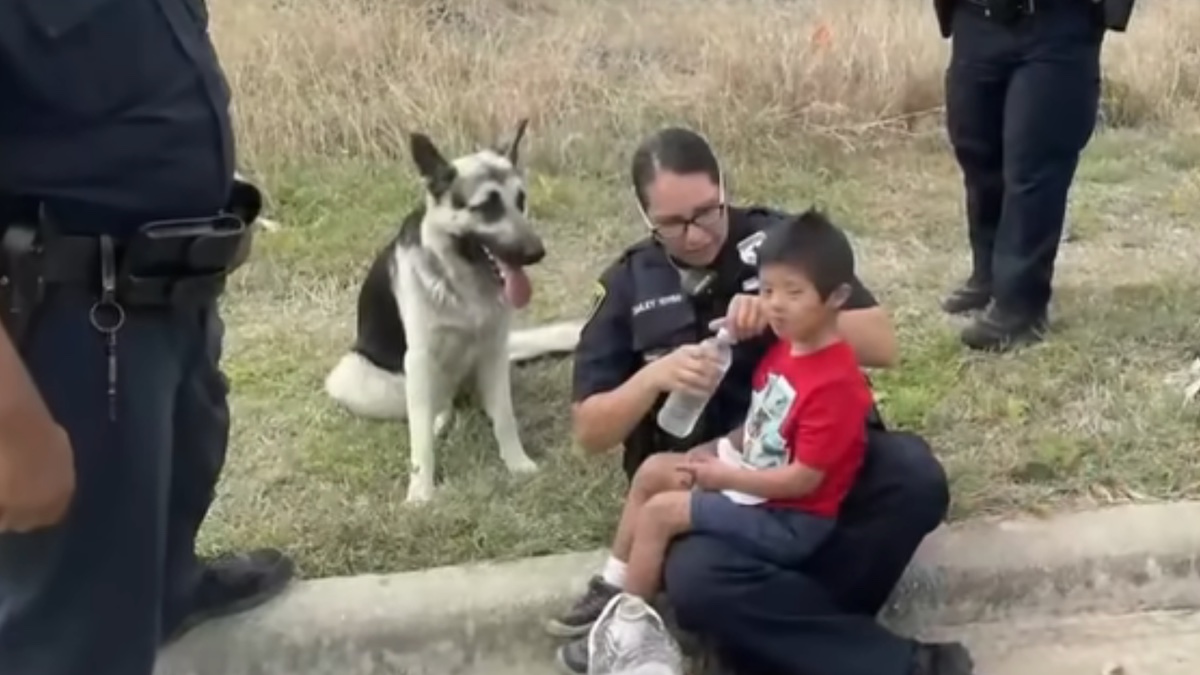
[{"xmin": 586, "ymin": 593, "xmax": 683, "ymax": 675}]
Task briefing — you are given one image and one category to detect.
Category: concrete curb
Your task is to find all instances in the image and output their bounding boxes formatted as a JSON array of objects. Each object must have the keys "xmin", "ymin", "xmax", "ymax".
[{"xmin": 157, "ymin": 502, "xmax": 1200, "ymax": 675}]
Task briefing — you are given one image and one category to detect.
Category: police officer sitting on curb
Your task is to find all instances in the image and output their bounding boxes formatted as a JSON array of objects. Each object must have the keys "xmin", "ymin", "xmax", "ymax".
[
  {"xmin": 0, "ymin": 2, "xmax": 294, "ymax": 674},
  {"xmin": 551, "ymin": 127, "xmax": 974, "ymax": 675},
  {"xmin": 935, "ymin": 0, "xmax": 1133, "ymax": 351}
]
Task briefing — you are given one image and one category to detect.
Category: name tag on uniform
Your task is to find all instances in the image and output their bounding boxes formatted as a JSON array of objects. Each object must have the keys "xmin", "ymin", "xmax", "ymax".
[
  {"xmin": 632, "ymin": 293, "xmax": 684, "ymax": 317},
  {"xmin": 742, "ymin": 277, "xmax": 760, "ymax": 292},
  {"xmin": 737, "ymin": 231, "xmax": 767, "ymax": 266}
]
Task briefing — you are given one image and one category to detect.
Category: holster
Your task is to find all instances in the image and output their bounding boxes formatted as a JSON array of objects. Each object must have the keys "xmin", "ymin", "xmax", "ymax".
[
  {"xmin": 0, "ymin": 223, "xmax": 46, "ymax": 345},
  {"xmin": 115, "ymin": 177, "xmax": 263, "ymax": 305},
  {"xmin": 114, "ymin": 213, "xmax": 247, "ymax": 306},
  {"xmin": 227, "ymin": 177, "xmax": 263, "ymax": 272},
  {"xmin": 115, "ymin": 179, "xmax": 260, "ymax": 305}
]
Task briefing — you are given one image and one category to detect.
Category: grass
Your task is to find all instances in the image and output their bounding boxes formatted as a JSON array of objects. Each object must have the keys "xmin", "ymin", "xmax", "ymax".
[{"xmin": 201, "ymin": 0, "xmax": 1200, "ymax": 577}]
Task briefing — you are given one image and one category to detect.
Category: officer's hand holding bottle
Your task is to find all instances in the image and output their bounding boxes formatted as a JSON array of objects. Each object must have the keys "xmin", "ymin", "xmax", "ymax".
[
  {"xmin": 646, "ymin": 343, "xmax": 725, "ymax": 398},
  {"xmin": 0, "ymin": 329, "xmax": 76, "ymax": 533}
]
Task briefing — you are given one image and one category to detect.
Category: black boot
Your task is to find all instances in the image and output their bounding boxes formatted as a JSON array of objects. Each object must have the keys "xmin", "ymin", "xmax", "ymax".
[
  {"xmin": 960, "ymin": 304, "xmax": 1048, "ymax": 352},
  {"xmin": 941, "ymin": 279, "xmax": 991, "ymax": 315},
  {"xmin": 162, "ymin": 549, "xmax": 296, "ymax": 645}
]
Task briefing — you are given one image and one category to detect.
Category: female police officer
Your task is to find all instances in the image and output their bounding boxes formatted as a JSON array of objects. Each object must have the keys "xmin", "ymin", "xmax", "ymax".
[{"xmin": 557, "ymin": 127, "xmax": 974, "ymax": 675}]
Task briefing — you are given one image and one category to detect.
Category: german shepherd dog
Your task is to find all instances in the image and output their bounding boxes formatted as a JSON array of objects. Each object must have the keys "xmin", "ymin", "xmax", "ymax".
[{"xmin": 324, "ymin": 120, "xmax": 582, "ymax": 503}]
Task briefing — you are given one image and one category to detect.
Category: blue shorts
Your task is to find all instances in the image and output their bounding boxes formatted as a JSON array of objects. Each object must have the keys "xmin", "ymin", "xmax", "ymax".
[{"xmin": 689, "ymin": 490, "xmax": 835, "ymax": 568}]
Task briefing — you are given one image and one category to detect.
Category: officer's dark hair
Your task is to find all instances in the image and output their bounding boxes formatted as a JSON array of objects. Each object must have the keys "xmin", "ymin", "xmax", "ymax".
[
  {"xmin": 630, "ymin": 127, "xmax": 721, "ymax": 208},
  {"xmin": 756, "ymin": 209, "xmax": 856, "ymax": 300}
]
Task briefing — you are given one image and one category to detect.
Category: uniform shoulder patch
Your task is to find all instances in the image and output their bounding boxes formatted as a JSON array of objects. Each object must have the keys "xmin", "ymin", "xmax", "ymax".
[
  {"xmin": 737, "ymin": 230, "xmax": 767, "ymax": 266},
  {"xmin": 584, "ymin": 280, "xmax": 607, "ymax": 325}
]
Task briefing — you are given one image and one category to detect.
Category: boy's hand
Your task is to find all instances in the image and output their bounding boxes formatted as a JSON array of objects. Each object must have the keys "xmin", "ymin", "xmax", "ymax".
[
  {"xmin": 678, "ymin": 454, "xmax": 733, "ymax": 491},
  {"xmin": 709, "ymin": 294, "xmax": 768, "ymax": 342},
  {"xmin": 684, "ymin": 441, "xmax": 717, "ymax": 460}
]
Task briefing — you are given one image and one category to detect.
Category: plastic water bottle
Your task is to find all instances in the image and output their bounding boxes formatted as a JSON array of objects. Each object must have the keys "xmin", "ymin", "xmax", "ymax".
[{"xmin": 656, "ymin": 327, "xmax": 735, "ymax": 438}]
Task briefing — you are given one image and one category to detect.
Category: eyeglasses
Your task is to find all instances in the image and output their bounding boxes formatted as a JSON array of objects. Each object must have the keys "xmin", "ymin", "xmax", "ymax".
[{"xmin": 650, "ymin": 203, "xmax": 727, "ymax": 240}]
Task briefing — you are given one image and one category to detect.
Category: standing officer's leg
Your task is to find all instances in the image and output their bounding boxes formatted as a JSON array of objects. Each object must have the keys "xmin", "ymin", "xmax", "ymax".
[
  {"xmin": 0, "ymin": 290, "xmax": 185, "ymax": 675},
  {"xmin": 970, "ymin": 4, "xmax": 1102, "ymax": 351},
  {"xmin": 161, "ymin": 304, "xmax": 294, "ymax": 643},
  {"xmin": 941, "ymin": 6, "xmax": 1017, "ymax": 315},
  {"xmin": 940, "ymin": 5, "xmax": 1017, "ymax": 314}
]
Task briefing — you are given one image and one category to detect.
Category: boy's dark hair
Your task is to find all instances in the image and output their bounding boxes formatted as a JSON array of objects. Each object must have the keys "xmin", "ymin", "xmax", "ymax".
[
  {"xmin": 630, "ymin": 127, "xmax": 721, "ymax": 208},
  {"xmin": 756, "ymin": 209, "xmax": 856, "ymax": 299}
]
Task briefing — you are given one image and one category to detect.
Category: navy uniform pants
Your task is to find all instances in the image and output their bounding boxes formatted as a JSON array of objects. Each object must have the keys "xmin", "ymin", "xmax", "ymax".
[
  {"xmin": 663, "ymin": 430, "xmax": 950, "ymax": 675},
  {"xmin": 946, "ymin": 0, "xmax": 1103, "ymax": 316},
  {"xmin": 0, "ymin": 271, "xmax": 229, "ymax": 672}
]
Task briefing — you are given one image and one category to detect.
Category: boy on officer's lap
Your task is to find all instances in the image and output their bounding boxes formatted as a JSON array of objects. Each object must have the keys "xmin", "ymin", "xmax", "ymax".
[{"xmin": 550, "ymin": 209, "xmax": 874, "ymax": 671}]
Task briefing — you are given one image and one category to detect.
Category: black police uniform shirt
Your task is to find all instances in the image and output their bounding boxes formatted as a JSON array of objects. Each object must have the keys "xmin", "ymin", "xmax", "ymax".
[
  {"xmin": 572, "ymin": 206, "xmax": 878, "ymax": 478},
  {"xmin": 0, "ymin": 0, "xmax": 235, "ymax": 236}
]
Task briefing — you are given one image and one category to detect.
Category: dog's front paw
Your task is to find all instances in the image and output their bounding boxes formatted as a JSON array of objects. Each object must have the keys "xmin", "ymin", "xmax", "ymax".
[
  {"xmin": 502, "ymin": 452, "xmax": 539, "ymax": 475},
  {"xmin": 405, "ymin": 476, "xmax": 436, "ymax": 504},
  {"xmin": 433, "ymin": 411, "xmax": 455, "ymax": 437}
]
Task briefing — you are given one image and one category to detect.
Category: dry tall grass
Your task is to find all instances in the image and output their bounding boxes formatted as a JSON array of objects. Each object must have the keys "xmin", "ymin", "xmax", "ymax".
[
  {"xmin": 202, "ymin": 0, "xmax": 1200, "ymax": 574},
  {"xmin": 211, "ymin": 0, "xmax": 1200, "ymax": 170}
]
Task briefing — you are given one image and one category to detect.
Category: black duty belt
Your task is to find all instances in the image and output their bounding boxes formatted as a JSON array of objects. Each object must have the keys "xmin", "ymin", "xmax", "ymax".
[
  {"xmin": 32, "ymin": 215, "xmax": 248, "ymax": 306},
  {"xmin": 1, "ymin": 183, "xmax": 262, "ymax": 421},
  {"xmin": 1, "ymin": 213, "xmax": 251, "ymax": 421},
  {"xmin": 961, "ymin": 0, "xmax": 1056, "ymax": 20}
]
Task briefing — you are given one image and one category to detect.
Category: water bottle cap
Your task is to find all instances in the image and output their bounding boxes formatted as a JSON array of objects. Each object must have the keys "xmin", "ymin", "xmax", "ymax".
[{"xmin": 715, "ymin": 326, "xmax": 733, "ymax": 343}]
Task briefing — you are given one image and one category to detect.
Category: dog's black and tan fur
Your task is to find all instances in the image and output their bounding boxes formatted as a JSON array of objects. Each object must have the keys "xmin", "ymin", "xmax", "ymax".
[{"xmin": 325, "ymin": 121, "xmax": 582, "ymax": 503}]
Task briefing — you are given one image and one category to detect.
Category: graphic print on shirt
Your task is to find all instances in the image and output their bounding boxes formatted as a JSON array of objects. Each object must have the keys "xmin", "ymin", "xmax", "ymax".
[{"xmin": 741, "ymin": 372, "xmax": 797, "ymax": 470}]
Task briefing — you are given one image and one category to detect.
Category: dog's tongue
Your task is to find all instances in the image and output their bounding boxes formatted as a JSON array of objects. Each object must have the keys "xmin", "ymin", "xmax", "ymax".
[{"xmin": 498, "ymin": 262, "xmax": 532, "ymax": 309}]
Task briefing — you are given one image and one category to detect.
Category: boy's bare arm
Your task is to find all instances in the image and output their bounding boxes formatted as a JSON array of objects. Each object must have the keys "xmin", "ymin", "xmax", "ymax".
[
  {"xmin": 722, "ymin": 425, "xmax": 746, "ymax": 452},
  {"xmin": 721, "ymin": 462, "xmax": 823, "ymax": 500}
]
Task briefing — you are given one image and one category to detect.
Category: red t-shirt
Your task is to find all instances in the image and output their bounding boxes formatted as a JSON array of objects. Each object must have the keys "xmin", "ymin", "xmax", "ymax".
[{"xmin": 740, "ymin": 339, "xmax": 872, "ymax": 517}]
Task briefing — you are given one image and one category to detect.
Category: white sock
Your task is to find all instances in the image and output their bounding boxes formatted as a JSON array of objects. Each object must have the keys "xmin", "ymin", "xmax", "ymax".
[{"xmin": 601, "ymin": 555, "xmax": 627, "ymax": 588}]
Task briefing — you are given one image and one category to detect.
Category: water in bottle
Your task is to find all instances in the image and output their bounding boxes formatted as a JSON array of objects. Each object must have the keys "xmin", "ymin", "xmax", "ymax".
[{"xmin": 656, "ymin": 327, "xmax": 735, "ymax": 438}]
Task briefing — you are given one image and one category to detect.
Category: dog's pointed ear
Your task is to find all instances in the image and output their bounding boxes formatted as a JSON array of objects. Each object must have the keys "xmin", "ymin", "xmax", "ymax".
[
  {"xmin": 410, "ymin": 132, "xmax": 456, "ymax": 195},
  {"xmin": 496, "ymin": 118, "xmax": 530, "ymax": 165}
]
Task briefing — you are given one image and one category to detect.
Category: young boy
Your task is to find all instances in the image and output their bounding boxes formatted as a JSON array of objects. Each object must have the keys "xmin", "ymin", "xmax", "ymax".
[{"xmin": 549, "ymin": 210, "xmax": 876, "ymax": 672}]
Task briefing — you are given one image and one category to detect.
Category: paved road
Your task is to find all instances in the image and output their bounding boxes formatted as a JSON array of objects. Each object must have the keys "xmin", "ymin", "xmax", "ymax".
[{"xmin": 927, "ymin": 610, "xmax": 1200, "ymax": 675}]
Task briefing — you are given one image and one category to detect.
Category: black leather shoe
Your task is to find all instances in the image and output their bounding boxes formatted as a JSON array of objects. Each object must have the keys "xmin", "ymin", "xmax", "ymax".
[
  {"xmin": 162, "ymin": 549, "xmax": 295, "ymax": 645},
  {"xmin": 960, "ymin": 305, "xmax": 1048, "ymax": 352},
  {"xmin": 941, "ymin": 280, "xmax": 991, "ymax": 315}
]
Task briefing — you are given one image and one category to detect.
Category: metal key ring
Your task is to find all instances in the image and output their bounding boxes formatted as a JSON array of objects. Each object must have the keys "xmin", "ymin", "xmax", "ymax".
[{"xmin": 88, "ymin": 299, "xmax": 126, "ymax": 334}]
